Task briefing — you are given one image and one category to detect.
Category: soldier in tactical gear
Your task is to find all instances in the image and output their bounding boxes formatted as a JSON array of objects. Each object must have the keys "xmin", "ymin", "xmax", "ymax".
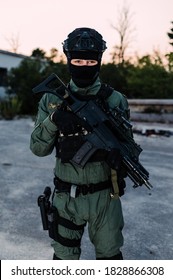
[{"xmin": 30, "ymin": 27, "xmax": 131, "ymax": 260}]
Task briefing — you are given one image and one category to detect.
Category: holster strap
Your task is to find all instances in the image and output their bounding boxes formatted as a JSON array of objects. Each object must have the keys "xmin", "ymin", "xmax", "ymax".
[{"xmin": 53, "ymin": 232, "xmax": 82, "ymax": 247}]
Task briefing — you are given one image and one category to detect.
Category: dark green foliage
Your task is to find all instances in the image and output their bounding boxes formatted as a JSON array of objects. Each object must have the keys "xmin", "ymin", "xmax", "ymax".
[
  {"xmin": 101, "ymin": 55, "xmax": 173, "ymax": 99},
  {"xmin": 7, "ymin": 57, "xmax": 70, "ymax": 115},
  {"xmin": 126, "ymin": 61, "xmax": 173, "ymax": 99},
  {"xmin": 7, "ymin": 58, "xmax": 44, "ymax": 114},
  {"xmin": 0, "ymin": 96, "xmax": 21, "ymax": 119},
  {"xmin": 31, "ymin": 48, "xmax": 46, "ymax": 59},
  {"xmin": 167, "ymin": 21, "xmax": 173, "ymax": 47},
  {"xmin": 6, "ymin": 46, "xmax": 173, "ymax": 116},
  {"xmin": 100, "ymin": 63, "xmax": 127, "ymax": 94}
]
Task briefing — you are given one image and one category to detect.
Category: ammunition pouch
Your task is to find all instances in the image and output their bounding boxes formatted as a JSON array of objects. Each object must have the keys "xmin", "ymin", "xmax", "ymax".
[
  {"xmin": 56, "ymin": 135, "xmax": 84, "ymax": 162},
  {"xmin": 56, "ymin": 135, "xmax": 107, "ymax": 163}
]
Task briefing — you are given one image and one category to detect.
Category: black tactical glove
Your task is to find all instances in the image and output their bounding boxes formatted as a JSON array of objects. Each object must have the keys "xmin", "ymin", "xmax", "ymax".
[
  {"xmin": 106, "ymin": 148, "xmax": 123, "ymax": 170},
  {"xmin": 51, "ymin": 109, "xmax": 84, "ymax": 135}
]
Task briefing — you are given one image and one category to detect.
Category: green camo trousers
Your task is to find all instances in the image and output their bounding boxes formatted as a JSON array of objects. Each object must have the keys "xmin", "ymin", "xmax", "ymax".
[{"xmin": 51, "ymin": 188, "xmax": 124, "ymax": 260}]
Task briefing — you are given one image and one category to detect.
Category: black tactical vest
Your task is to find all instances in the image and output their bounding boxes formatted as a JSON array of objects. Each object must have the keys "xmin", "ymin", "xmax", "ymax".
[{"xmin": 55, "ymin": 84, "xmax": 114, "ymax": 163}]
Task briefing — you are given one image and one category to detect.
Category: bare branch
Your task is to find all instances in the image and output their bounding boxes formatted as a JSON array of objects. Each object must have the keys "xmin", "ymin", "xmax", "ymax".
[
  {"xmin": 110, "ymin": 3, "xmax": 135, "ymax": 65},
  {"xmin": 4, "ymin": 32, "xmax": 21, "ymax": 53}
]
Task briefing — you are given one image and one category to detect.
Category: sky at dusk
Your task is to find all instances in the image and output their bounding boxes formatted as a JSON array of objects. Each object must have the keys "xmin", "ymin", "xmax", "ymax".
[{"xmin": 0, "ymin": 0, "xmax": 173, "ymax": 62}]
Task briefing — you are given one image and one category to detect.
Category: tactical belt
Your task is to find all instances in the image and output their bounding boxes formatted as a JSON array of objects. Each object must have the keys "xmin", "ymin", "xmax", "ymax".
[{"xmin": 54, "ymin": 177, "xmax": 112, "ymax": 197}]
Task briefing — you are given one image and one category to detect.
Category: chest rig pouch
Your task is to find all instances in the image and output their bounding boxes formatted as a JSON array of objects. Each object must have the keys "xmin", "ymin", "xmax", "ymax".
[{"xmin": 55, "ymin": 84, "xmax": 113, "ymax": 164}]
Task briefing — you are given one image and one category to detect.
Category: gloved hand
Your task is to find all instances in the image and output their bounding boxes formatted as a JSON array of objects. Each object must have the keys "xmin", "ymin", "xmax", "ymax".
[
  {"xmin": 106, "ymin": 148, "xmax": 123, "ymax": 170},
  {"xmin": 51, "ymin": 109, "xmax": 83, "ymax": 135}
]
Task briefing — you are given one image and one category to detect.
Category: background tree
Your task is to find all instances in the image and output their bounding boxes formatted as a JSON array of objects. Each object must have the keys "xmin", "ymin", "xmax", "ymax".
[
  {"xmin": 5, "ymin": 32, "xmax": 21, "ymax": 53},
  {"xmin": 7, "ymin": 49, "xmax": 70, "ymax": 115},
  {"xmin": 165, "ymin": 52, "xmax": 173, "ymax": 72},
  {"xmin": 31, "ymin": 47, "xmax": 65, "ymax": 63},
  {"xmin": 110, "ymin": 3, "xmax": 135, "ymax": 66},
  {"xmin": 167, "ymin": 21, "xmax": 173, "ymax": 47},
  {"xmin": 100, "ymin": 62, "xmax": 130, "ymax": 96},
  {"xmin": 31, "ymin": 48, "xmax": 46, "ymax": 59},
  {"xmin": 126, "ymin": 54, "xmax": 173, "ymax": 99},
  {"xmin": 7, "ymin": 58, "xmax": 44, "ymax": 114},
  {"xmin": 166, "ymin": 21, "xmax": 173, "ymax": 72},
  {"xmin": 106, "ymin": 3, "xmax": 135, "ymax": 96}
]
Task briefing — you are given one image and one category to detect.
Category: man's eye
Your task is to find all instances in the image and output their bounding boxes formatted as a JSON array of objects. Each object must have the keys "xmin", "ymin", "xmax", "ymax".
[
  {"xmin": 76, "ymin": 60, "xmax": 83, "ymax": 64},
  {"xmin": 88, "ymin": 60, "xmax": 98, "ymax": 65}
]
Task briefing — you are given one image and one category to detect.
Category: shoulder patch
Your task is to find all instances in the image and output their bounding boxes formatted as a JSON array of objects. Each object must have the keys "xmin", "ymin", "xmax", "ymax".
[{"xmin": 48, "ymin": 103, "xmax": 61, "ymax": 109}]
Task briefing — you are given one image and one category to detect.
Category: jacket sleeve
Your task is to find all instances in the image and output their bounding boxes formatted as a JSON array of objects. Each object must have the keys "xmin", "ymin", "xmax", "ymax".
[
  {"xmin": 30, "ymin": 94, "xmax": 58, "ymax": 157},
  {"xmin": 107, "ymin": 90, "xmax": 130, "ymax": 118},
  {"xmin": 107, "ymin": 90, "xmax": 133, "ymax": 137}
]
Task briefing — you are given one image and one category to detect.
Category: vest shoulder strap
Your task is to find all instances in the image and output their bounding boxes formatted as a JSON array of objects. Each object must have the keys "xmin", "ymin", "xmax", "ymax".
[
  {"xmin": 55, "ymin": 84, "xmax": 66, "ymax": 96},
  {"xmin": 96, "ymin": 83, "xmax": 114, "ymax": 100}
]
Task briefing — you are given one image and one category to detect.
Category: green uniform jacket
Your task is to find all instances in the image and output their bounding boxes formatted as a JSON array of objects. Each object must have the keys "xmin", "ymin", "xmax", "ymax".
[{"xmin": 30, "ymin": 77, "xmax": 130, "ymax": 185}]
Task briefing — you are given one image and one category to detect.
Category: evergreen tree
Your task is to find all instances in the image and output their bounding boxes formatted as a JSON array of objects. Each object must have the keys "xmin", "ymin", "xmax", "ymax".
[{"xmin": 167, "ymin": 21, "xmax": 173, "ymax": 47}]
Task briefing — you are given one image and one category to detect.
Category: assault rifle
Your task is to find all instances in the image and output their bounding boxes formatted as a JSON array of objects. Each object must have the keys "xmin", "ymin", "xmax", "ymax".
[{"xmin": 32, "ymin": 73, "xmax": 153, "ymax": 190}]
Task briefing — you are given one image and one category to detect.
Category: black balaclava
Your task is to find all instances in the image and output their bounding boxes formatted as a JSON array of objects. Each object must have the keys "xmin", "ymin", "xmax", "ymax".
[{"xmin": 68, "ymin": 51, "xmax": 101, "ymax": 88}]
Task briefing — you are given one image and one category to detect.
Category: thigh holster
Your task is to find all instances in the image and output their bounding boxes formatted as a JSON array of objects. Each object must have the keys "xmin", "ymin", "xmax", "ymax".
[{"xmin": 48, "ymin": 206, "xmax": 86, "ymax": 247}]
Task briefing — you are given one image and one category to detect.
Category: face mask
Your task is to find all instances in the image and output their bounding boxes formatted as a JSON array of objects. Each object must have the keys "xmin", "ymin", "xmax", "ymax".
[
  {"xmin": 69, "ymin": 63, "xmax": 100, "ymax": 87},
  {"xmin": 67, "ymin": 51, "xmax": 101, "ymax": 87}
]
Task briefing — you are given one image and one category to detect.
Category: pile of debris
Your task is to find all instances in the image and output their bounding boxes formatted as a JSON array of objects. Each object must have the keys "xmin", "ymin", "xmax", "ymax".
[{"xmin": 132, "ymin": 127, "xmax": 173, "ymax": 137}]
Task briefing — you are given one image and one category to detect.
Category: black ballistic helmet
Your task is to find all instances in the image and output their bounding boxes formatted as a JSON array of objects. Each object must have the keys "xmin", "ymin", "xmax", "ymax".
[{"xmin": 63, "ymin": 27, "xmax": 107, "ymax": 61}]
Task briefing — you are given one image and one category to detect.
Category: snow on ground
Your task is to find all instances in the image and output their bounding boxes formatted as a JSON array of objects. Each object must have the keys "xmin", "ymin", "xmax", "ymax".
[{"xmin": 0, "ymin": 118, "xmax": 173, "ymax": 260}]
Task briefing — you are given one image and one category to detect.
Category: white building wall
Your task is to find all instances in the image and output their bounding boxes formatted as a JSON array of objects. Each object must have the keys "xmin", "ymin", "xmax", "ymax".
[
  {"xmin": 0, "ymin": 53, "xmax": 25, "ymax": 70},
  {"xmin": 0, "ymin": 50, "xmax": 28, "ymax": 99}
]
